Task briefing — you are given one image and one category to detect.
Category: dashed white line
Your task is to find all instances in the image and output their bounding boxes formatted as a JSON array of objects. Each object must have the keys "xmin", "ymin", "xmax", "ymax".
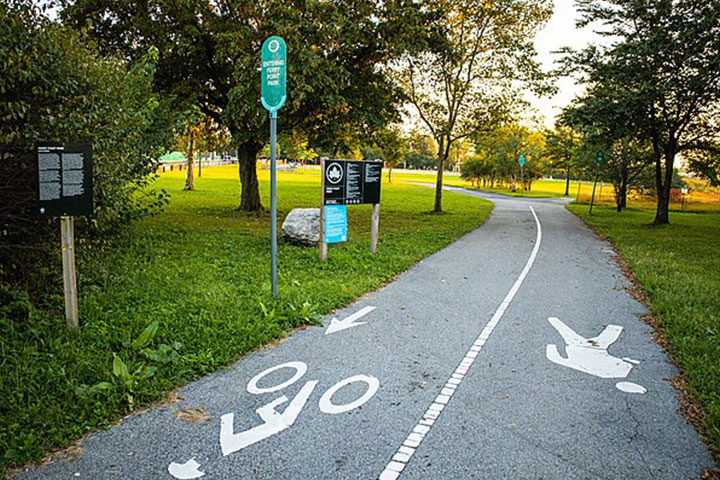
[{"xmin": 377, "ymin": 205, "xmax": 543, "ymax": 480}]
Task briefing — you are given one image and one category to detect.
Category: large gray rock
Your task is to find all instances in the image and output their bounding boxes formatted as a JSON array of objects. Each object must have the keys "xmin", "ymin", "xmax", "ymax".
[{"xmin": 281, "ymin": 208, "xmax": 320, "ymax": 246}]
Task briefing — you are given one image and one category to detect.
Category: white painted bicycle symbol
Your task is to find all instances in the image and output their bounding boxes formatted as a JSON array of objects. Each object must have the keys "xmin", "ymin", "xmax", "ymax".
[{"xmin": 168, "ymin": 361, "xmax": 379, "ymax": 479}]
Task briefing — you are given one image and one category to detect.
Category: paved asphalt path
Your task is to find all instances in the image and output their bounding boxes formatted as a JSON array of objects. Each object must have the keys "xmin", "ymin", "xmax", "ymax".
[{"xmin": 17, "ymin": 188, "xmax": 715, "ymax": 480}]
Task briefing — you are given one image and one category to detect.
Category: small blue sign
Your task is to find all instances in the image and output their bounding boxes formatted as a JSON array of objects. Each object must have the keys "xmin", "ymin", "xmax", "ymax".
[
  {"xmin": 324, "ymin": 205, "xmax": 348, "ymax": 244},
  {"xmin": 518, "ymin": 154, "xmax": 526, "ymax": 166}
]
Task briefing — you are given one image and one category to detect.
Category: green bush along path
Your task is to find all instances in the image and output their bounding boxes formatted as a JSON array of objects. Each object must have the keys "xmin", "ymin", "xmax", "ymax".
[
  {"xmin": 568, "ymin": 204, "xmax": 720, "ymax": 456},
  {"xmin": 0, "ymin": 167, "xmax": 492, "ymax": 473}
]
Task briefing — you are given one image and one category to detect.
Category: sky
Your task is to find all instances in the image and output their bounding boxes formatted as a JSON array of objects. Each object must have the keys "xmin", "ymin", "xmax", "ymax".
[{"xmin": 525, "ymin": 0, "xmax": 609, "ymax": 128}]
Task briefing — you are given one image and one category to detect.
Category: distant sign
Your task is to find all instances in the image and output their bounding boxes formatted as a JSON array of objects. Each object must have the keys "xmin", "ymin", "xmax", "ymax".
[
  {"xmin": 595, "ymin": 150, "xmax": 605, "ymax": 166},
  {"xmin": 324, "ymin": 205, "xmax": 348, "ymax": 244},
  {"xmin": 37, "ymin": 143, "xmax": 93, "ymax": 216},
  {"xmin": 323, "ymin": 160, "xmax": 382, "ymax": 206},
  {"xmin": 518, "ymin": 154, "xmax": 526, "ymax": 166},
  {"xmin": 260, "ymin": 36, "xmax": 287, "ymax": 113}
]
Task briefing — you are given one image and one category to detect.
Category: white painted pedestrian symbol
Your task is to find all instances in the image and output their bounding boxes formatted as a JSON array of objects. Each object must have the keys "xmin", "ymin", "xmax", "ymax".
[
  {"xmin": 545, "ymin": 317, "xmax": 646, "ymax": 394},
  {"xmin": 168, "ymin": 361, "xmax": 380, "ymax": 478},
  {"xmin": 326, "ymin": 163, "xmax": 343, "ymax": 184}
]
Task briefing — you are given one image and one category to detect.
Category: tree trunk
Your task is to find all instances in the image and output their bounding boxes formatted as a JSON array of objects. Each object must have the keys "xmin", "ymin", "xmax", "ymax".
[
  {"xmin": 184, "ymin": 129, "xmax": 195, "ymax": 191},
  {"xmin": 434, "ymin": 138, "xmax": 449, "ymax": 213},
  {"xmin": 434, "ymin": 156, "xmax": 445, "ymax": 212},
  {"xmin": 565, "ymin": 166, "xmax": 571, "ymax": 196},
  {"xmin": 238, "ymin": 141, "xmax": 263, "ymax": 211},
  {"xmin": 617, "ymin": 167, "xmax": 628, "ymax": 212},
  {"xmin": 653, "ymin": 148, "xmax": 674, "ymax": 225},
  {"xmin": 388, "ymin": 166, "xmax": 393, "ymax": 184}
]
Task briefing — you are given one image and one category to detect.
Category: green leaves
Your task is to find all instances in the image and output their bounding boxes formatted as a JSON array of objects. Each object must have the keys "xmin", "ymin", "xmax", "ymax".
[
  {"xmin": 112, "ymin": 354, "xmax": 130, "ymax": 382},
  {"xmin": 131, "ymin": 320, "xmax": 159, "ymax": 350}
]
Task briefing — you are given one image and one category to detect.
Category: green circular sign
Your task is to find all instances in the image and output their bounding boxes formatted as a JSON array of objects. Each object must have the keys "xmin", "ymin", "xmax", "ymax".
[{"xmin": 595, "ymin": 150, "xmax": 605, "ymax": 166}]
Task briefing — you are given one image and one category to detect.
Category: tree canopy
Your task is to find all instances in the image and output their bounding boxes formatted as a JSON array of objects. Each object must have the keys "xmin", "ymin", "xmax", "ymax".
[
  {"xmin": 62, "ymin": 0, "xmax": 431, "ymax": 210},
  {"xmin": 563, "ymin": 0, "xmax": 720, "ymax": 224},
  {"xmin": 393, "ymin": 0, "xmax": 552, "ymax": 211}
]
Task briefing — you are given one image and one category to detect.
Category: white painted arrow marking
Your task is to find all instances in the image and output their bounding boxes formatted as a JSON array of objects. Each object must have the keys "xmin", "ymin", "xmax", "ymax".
[{"xmin": 325, "ymin": 306, "xmax": 376, "ymax": 335}]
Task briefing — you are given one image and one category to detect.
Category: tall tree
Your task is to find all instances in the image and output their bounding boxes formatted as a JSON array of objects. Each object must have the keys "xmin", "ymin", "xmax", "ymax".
[
  {"xmin": 374, "ymin": 127, "xmax": 407, "ymax": 183},
  {"xmin": 544, "ymin": 123, "xmax": 581, "ymax": 196},
  {"xmin": 562, "ymin": 95, "xmax": 654, "ymax": 212},
  {"xmin": 566, "ymin": 0, "xmax": 720, "ymax": 224},
  {"xmin": 474, "ymin": 122, "xmax": 546, "ymax": 191},
  {"xmin": 392, "ymin": 0, "xmax": 552, "ymax": 211},
  {"xmin": 403, "ymin": 130, "xmax": 436, "ymax": 170},
  {"xmin": 62, "ymin": 0, "xmax": 427, "ymax": 211}
]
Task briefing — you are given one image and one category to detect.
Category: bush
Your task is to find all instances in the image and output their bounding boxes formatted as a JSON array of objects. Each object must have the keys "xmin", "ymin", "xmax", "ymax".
[{"xmin": 0, "ymin": 2, "xmax": 172, "ymax": 292}]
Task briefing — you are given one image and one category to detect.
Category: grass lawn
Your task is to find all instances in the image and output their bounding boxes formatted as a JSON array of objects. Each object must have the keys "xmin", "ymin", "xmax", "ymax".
[
  {"xmin": 567, "ymin": 204, "xmax": 720, "ymax": 457},
  {"xmin": 0, "ymin": 165, "xmax": 492, "ymax": 474}
]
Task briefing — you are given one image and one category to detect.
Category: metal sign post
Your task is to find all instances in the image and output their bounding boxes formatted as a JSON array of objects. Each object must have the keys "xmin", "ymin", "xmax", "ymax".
[
  {"xmin": 518, "ymin": 154, "xmax": 526, "ymax": 191},
  {"xmin": 589, "ymin": 150, "xmax": 604, "ymax": 215},
  {"xmin": 38, "ymin": 142, "xmax": 94, "ymax": 330},
  {"xmin": 261, "ymin": 36, "xmax": 287, "ymax": 298},
  {"xmin": 319, "ymin": 158, "xmax": 328, "ymax": 262}
]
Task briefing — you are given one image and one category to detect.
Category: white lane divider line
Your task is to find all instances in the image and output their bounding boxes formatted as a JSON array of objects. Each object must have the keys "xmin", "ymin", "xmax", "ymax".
[{"xmin": 377, "ymin": 206, "xmax": 543, "ymax": 480}]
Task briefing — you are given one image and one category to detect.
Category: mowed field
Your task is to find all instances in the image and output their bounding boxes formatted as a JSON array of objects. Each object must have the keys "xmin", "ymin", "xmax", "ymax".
[
  {"xmin": 390, "ymin": 169, "xmax": 612, "ymax": 199},
  {"xmin": 568, "ymin": 204, "xmax": 720, "ymax": 457},
  {"xmin": 0, "ymin": 165, "xmax": 492, "ymax": 473},
  {"xmin": 391, "ymin": 168, "xmax": 720, "ymax": 211}
]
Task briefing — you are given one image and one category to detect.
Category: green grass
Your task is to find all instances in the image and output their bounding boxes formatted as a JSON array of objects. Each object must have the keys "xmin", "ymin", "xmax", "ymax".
[
  {"xmin": 0, "ymin": 165, "xmax": 492, "ymax": 473},
  {"xmin": 568, "ymin": 204, "xmax": 720, "ymax": 456}
]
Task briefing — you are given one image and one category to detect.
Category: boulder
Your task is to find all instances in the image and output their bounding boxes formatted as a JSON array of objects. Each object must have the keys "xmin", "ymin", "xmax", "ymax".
[{"xmin": 281, "ymin": 208, "xmax": 320, "ymax": 246}]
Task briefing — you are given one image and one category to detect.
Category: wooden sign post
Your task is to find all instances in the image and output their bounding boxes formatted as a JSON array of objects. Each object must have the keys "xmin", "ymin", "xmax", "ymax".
[
  {"xmin": 60, "ymin": 216, "xmax": 78, "ymax": 329},
  {"xmin": 38, "ymin": 143, "xmax": 93, "ymax": 330},
  {"xmin": 370, "ymin": 203, "xmax": 380, "ymax": 255}
]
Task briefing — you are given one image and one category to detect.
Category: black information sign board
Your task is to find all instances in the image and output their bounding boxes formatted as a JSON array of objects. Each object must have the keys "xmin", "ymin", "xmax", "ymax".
[
  {"xmin": 323, "ymin": 160, "xmax": 382, "ymax": 206},
  {"xmin": 37, "ymin": 143, "xmax": 94, "ymax": 216}
]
